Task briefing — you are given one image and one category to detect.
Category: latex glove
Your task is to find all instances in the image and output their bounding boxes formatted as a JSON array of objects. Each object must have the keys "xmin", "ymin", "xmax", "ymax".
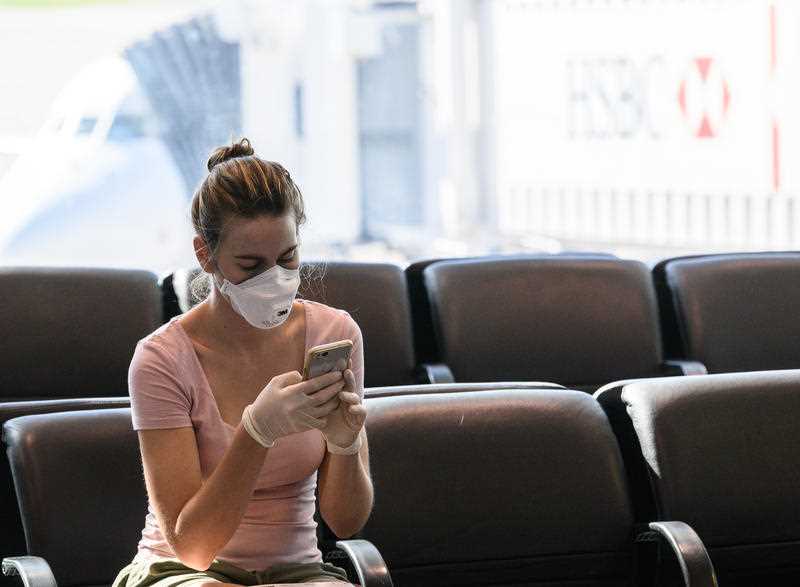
[
  {"xmin": 319, "ymin": 359, "xmax": 367, "ymax": 455},
  {"xmin": 242, "ymin": 369, "xmax": 345, "ymax": 448}
]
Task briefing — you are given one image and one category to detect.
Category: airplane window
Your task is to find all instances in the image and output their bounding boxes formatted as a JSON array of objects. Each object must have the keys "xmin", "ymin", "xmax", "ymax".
[
  {"xmin": 76, "ymin": 117, "xmax": 98, "ymax": 136},
  {"xmin": 107, "ymin": 114, "xmax": 146, "ymax": 142}
]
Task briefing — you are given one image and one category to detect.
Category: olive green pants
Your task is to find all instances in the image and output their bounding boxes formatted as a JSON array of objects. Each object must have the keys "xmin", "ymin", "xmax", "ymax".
[{"xmin": 112, "ymin": 556, "xmax": 351, "ymax": 587}]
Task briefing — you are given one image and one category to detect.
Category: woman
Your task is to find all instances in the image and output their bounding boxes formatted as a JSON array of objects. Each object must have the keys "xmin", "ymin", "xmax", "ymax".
[{"xmin": 113, "ymin": 138, "xmax": 373, "ymax": 587}]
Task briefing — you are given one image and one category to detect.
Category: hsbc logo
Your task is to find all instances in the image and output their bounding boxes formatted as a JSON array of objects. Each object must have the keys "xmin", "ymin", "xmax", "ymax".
[
  {"xmin": 567, "ymin": 55, "xmax": 731, "ymax": 141},
  {"xmin": 567, "ymin": 56, "xmax": 665, "ymax": 140},
  {"xmin": 678, "ymin": 57, "xmax": 731, "ymax": 138}
]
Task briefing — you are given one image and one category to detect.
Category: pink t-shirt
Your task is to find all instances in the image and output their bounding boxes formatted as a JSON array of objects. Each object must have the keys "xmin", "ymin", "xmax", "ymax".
[{"xmin": 127, "ymin": 298, "xmax": 364, "ymax": 572}]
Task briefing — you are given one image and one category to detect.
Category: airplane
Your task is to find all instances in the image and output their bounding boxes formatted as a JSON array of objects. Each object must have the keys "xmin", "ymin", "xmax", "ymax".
[{"xmin": 0, "ymin": 56, "xmax": 195, "ymax": 273}]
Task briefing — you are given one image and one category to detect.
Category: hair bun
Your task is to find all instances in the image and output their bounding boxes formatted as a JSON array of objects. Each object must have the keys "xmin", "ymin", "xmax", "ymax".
[{"xmin": 207, "ymin": 138, "xmax": 255, "ymax": 171}]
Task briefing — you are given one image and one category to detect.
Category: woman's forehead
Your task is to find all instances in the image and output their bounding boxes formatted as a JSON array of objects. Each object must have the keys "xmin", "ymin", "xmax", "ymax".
[{"xmin": 222, "ymin": 214, "xmax": 297, "ymax": 252}]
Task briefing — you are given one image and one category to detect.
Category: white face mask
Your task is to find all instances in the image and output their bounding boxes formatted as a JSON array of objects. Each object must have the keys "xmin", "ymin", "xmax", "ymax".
[{"xmin": 215, "ymin": 264, "xmax": 301, "ymax": 329}]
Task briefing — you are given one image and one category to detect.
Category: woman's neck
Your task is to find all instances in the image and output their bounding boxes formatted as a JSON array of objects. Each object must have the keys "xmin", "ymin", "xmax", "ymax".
[{"xmin": 188, "ymin": 289, "xmax": 299, "ymax": 355}]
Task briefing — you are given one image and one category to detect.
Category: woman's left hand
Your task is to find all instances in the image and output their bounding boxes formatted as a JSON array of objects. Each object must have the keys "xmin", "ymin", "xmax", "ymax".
[{"xmin": 319, "ymin": 359, "xmax": 366, "ymax": 451}]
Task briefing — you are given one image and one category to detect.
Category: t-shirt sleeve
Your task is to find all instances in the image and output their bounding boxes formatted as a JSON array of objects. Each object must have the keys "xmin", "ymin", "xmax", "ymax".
[
  {"xmin": 341, "ymin": 312, "xmax": 365, "ymax": 399},
  {"xmin": 128, "ymin": 339, "xmax": 193, "ymax": 430}
]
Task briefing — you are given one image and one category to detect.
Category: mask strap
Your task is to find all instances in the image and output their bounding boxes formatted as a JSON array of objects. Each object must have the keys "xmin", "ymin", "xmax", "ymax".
[{"xmin": 211, "ymin": 264, "xmax": 229, "ymax": 292}]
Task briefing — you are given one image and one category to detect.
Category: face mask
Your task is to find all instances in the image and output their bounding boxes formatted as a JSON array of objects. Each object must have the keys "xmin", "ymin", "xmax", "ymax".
[{"xmin": 215, "ymin": 264, "xmax": 301, "ymax": 329}]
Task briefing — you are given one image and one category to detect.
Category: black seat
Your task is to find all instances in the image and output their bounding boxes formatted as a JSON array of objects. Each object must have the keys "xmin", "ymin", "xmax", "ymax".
[
  {"xmin": 164, "ymin": 262, "xmax": 417, "ymax": 387},
  {"xmin": 0, "ymin": 267, "xmax": 162, "ymax": 401},
  {"xmin": 299, "ymin": 262, "xmax": 416, "ymax": 386},
  {"xmin": 405, "ymin": 253, "xmax": 617, "ymax": 369},
  {"xmin": 421, "ymin": 256, "xmax": 703, "ymax": 390},
  {"xmin": 1, "ymin": 409, "xmax": 387, "ymax": 587},
  {"xmin": 616, "ymin": 370, "xmax": 800, "ymax": 585},
  {"xmin": 0, "ymin": 268, "xmax": 161, "ymax": 561},
  {"xmin": 654, "ymin": 252, "xmax": 800, "ymax": 373},
  {"xmin": 358, "ymin": 387, "xmax": 715, "ymax": 586}
]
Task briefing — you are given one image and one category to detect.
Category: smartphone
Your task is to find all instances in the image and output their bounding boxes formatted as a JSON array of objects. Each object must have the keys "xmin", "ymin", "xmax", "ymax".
[{"xmin": 302, "ymin": 339, "xmax": 353, "ymax": 380}]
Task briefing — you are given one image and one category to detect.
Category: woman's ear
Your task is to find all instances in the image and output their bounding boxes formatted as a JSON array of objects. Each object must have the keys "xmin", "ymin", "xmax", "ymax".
[{"xmin": 193, "ymin": 236, "xmax": 214, "ymax": 273}]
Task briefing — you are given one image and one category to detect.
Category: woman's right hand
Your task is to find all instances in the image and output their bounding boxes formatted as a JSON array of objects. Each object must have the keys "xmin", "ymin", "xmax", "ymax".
[{"xmin": 241, "ymin": 369, "xmax": 345, "ymax": 448}]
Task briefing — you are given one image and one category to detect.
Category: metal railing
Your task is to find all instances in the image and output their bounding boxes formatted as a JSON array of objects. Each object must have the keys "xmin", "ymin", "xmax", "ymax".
[{"xmin": 498, "ymin": 186, "xmax": 800, "ymax": 251}]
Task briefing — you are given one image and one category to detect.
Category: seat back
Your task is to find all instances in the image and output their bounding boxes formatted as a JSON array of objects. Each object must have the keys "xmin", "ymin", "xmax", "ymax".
[
  {"xmin": 657, "ymin": 252, "xmax": 800, "ymax": 373},
  {"xmin": 361, "ymin": 388, "xmax": 635, "ymax": 586},
  {"xmin": 299, "ymin": 262, "xmax": 416, "ymax": 386},
  {"xmin": 0, "ymin": 399, "xmax": 131, "ymax": 562},
  {"xmin": 423, "ymin": 256, "xmax": 664, "ymax": 389},
  {"xmin": 622, "ymin": 370, "xmax": 800, "ymax": 584},
  {"xmin": 406, "ymin": 253, "xmax": 617, "ymax": 366},
  {"xmin": 3, "ymin": 409, "xmax": 144, "ymax": 587},
  {"xmin": 0, "ymin": 267, "xmax": 162, "ymax": 401}
]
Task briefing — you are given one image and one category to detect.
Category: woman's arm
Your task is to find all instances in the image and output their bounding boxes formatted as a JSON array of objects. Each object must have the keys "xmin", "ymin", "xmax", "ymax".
[
  {"xmin": 317, "ymin": 316, "xmax": 372, "ymax": 537},
  {"xmin": 317, "ymin": 436, "xmax": 373, "ymax": 538},
  {"xmin": 139, "ymin": 424, "xmax": 268, "ymax": 571}
]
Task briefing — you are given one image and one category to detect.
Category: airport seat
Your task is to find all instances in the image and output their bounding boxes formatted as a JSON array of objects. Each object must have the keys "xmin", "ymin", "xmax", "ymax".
[
  {"xmin": 654, "ymin": 252, "xmax": 800, "ymax": 373},
  {"xmin": 405, "ymin": 252, "xmax": 616, "ymax": 368},
  {"xmin": 0, "ymin": 267, "xmax": 162, "ymax": 401},
  {"xmin": 299, "ymin": 262, "xmax": 417, "ymax": 386},
  {"xmin": 0, "ymin": 267, "xmax": 161, "ymax": 562},
  {"xmin": 357, "ymin": 387, "xmax": 715, "ymax": 586},
  {"xmin": 164, "ymin": 262, "xmax": 418, "ymax": 387},
  {"xmin": 616, "ymin": 370, "xmax": 800, "ymax": 586},
  {"xmin": 1, "ymin": 409, "xmax": 389, "ymax": 587},
  {"xmin": 421, "ymin": 256, "xmax": 704, "ymax": 390}
]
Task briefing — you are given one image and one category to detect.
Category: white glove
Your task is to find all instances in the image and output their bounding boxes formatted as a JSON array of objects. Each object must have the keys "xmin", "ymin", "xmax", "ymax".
[
  {"xmin": 327, "ymin": 427, "xmax": 367, "ymax": 455},
  {"xmin": 242, "ymin": 370, "xmax": 344, "ymax": 448},
  {"xmin": 319, "ymin": 365, "xmax": 368, "ymax": 455}
]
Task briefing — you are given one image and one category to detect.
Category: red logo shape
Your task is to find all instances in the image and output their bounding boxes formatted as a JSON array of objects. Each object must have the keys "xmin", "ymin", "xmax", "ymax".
[{"xmin": 678, "ymin": 57, "xmax": 730, "ymax": 138}]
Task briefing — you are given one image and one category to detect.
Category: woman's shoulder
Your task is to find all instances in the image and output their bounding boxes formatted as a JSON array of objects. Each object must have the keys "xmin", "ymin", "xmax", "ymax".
[
  {"xmin": 130, "ymin": 317, "xmax": 192, "ymax": 369},
  {"xmin": 300, "ymin": 299, "xmax": 361, "ymax": 340}
]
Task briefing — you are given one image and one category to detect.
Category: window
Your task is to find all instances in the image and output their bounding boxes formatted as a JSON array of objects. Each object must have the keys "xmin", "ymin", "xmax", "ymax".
[{"xmin": 0, "ymin": 0, "xmax": 794, "ymax": 273}]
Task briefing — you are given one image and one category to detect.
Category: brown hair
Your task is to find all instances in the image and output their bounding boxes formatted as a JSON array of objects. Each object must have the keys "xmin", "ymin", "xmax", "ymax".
[{"xmin": 191, "ymin": 137, "xmax": 306, "ymax": 258}]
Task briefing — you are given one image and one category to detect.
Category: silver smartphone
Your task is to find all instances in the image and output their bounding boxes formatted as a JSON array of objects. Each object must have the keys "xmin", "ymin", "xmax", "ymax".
[{"xmin": 302, "ymin": 339, "xmax": 353, "ymax": 380}]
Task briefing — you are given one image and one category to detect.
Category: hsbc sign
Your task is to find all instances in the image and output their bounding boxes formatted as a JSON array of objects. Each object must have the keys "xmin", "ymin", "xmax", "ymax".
[
  {"xmin": 490, "ymin": 0, "xmax": 785, "ymax": 199},
  {"xmin": 567, "ymin": 55, "xmax": 732, "ymax": 141}
]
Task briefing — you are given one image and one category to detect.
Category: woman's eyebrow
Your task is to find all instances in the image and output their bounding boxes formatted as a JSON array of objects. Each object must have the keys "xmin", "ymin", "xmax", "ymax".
[{"xmin": 234, "ymin": 245, "xmax": 297, "ymax": 259}]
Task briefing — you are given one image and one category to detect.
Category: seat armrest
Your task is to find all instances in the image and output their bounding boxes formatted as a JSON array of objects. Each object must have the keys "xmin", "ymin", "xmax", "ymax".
[
  {"xmin": 334, "ymin": 539, "xmax": 393, "ymax": 587},
  {"xmin": 661, "ymin": 360, "xmax": 708, "ymax": 376},
  {"xmin": 415, "ymin": 363, "xmax": 455, "ymax": 384},
  {"xmin": 2, "ymin": 557, "xmax": 58, "ymax": 587},
  {"xmin": 639, "ymin": 521, "xmax": 718, "ymax": 587}
]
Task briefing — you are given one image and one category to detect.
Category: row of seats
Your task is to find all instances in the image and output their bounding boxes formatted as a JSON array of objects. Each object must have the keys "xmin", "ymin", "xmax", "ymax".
[
  {"xmin": 4, "ymin": 252, "xmax": 797, "ymax": 406},
  {"xmin": 2, "ymin": 251, "xmax": 799, "ymax": 574},
  {"xmin": 166, "ymin": 251, "xmax": 800, "ymax": 390},
  {"xmin": 6, "ymin": 369, "xmax": 800, "ymax": 586}
]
